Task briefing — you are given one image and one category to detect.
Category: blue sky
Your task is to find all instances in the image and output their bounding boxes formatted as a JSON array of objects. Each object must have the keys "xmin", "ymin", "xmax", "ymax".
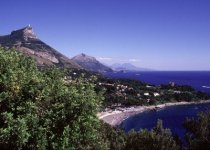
[{"xmin": 0, "ymin": 0, "xmax": 210, "ymax": 70}]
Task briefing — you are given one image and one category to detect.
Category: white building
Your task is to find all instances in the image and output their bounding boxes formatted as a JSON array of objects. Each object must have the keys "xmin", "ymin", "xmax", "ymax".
[
  {"xmin": 144, "ymin": 93, "xmax": 150, "ymax": 96},
  {"xmin": 154, "ymin": 93, "xmax": 160, "ymax": 97}
]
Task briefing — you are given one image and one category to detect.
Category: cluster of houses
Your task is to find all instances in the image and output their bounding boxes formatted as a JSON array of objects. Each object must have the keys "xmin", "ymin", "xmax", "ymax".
[{"xmin": 98, "ymin": 82, "xmax": 161, "ymax": 100}]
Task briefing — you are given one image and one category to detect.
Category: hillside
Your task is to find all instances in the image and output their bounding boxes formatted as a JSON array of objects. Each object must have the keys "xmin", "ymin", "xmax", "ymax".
[
  {"xmin": 0, "ymin": 26, "xmax": 81, "ymax": 69},
  {"xmin": 72, "ymin": 53, "xmax": 113, "ymax": 72}
]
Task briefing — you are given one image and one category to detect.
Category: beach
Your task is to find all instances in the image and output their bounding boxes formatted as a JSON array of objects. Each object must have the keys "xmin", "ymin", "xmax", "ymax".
[{"xmin": 98, "ymin": 100, "xmax": 210, "ymax": 126}]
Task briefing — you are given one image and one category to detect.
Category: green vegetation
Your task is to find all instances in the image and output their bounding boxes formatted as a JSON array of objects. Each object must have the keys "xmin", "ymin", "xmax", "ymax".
[
  {"xmin": 125, "ymin": 120, "xmax": 181, "ymax": 150},
  {"xmin": 0, "ymin": 47, "xmax": 210, "ymax": 150},
  {"xmin": 100, "ymin": 112, "xmax": 210, "ymax": 150},
  {"xmin": 99, "ymin": 121, "xmax": 126, "ymax": 150},
  {"xmin": 68, "ymin": 69, "xmax": 210, "ymax": 108},
  {"xmin": 98, "ymin": 79, "xmax": 210, "ymax": 108},
  {"xmin": 0, "ymin": 47, "xmax": 103, "ymax": 149},
  {"xmin": 184, "ymin": 111, "xmax": 210, "ymax": 150},
  {"xmin": 100, "ymin": 120, "xmax": 182, "ymax": 150}
]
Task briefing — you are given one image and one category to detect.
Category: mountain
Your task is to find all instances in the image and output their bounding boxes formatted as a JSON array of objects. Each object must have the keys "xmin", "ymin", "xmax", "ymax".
[
  {"xmin": 71, "ymin": 53, "xmax": 112, "ymax": 72},
  {"xmin": 0, "ymin": 26, "xmax": 81, "ymax": 69},
  {"xmin": 111, "ymin": 63, "xmax": 152, "ymax": 71}
]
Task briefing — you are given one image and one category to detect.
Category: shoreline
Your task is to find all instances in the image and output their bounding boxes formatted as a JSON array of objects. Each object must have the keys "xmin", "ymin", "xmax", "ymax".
[{"xmin": 98, "ymin": 100, "xmax": 210, "ymax": 126}]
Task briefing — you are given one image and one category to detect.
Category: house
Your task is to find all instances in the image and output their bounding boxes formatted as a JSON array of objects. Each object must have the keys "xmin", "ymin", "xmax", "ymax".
[
  {"xmin": 144, "ymin": 93, "xmax": 150, "ymax": 96},
  {"xmin": 154, "ymin": 93, "xmax": 160, "ymax": 97}
]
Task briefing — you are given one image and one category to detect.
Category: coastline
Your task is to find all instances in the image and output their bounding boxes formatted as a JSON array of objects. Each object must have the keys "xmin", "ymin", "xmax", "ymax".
[{"xmin": 98, "ymin": 100, "xmax": 210, "ymax": 126}]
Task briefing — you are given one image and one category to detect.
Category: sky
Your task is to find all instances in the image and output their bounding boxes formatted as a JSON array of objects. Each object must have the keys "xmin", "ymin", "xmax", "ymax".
[{"xmin": 0, "ymin": 0, "xmax": 210, "ymax": 71}]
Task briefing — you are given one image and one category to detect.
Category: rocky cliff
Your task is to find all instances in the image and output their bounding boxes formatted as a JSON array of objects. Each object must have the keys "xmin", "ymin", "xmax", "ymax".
[{"xmin": 0, "ymin": 26, "xmax": 81, "ymax": 69}]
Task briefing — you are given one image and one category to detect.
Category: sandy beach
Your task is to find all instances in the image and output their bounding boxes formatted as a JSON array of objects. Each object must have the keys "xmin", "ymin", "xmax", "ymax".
[{"xmin": 98, "ymin": 100, "xmax": 210, "ymax": 126}]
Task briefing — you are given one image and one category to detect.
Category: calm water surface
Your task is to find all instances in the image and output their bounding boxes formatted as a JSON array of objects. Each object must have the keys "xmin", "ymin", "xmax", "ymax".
[
  {"xmin": 121, "ymin": 103, "xmax": 210, "ymax": 143},
  {"xmin": 105, "ymin": 71, "xmax": 210, "ymax": 93},
  {"xmin": 104, "ymin": 71, "xmax": 210, "ymax": 143}
]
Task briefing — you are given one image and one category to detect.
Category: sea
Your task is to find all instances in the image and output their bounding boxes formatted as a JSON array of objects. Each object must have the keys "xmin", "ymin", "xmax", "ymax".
[
  {"xmin": 121, "ymin": 103, "xmax": 210, "ymax": 145},
  {"xmin": 104, "ymin": 71, "xmax": 210, "ymax": 93},
  {"xmin": 104, "ymin": 71, "xmax": 210, "ymax": 144}
]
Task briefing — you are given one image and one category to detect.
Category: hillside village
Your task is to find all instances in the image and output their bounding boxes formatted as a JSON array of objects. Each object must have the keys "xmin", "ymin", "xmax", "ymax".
[{"xmin": 68, "ymin": 69, "xmax": 210, "ymax": 110}]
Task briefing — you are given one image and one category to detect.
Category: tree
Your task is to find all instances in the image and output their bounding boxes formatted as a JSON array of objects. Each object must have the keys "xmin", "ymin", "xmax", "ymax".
[
  {"xmin": 125, "ymin": 120, "xmax": 182, "ymax": 150},
  {"xmin": 184, "ymin": 111, "xmax": 210, "ymax": 150},
  {"xmin": 0, "ymin": 47, "xmax": 103, "ymax": 149},
  {"xmin": 0, "ymin": 48, "xmax": 42, "ymax": 149},
  {"xmin": 99, "ymin": 121, "xmax": 126, "ymax": 150}
]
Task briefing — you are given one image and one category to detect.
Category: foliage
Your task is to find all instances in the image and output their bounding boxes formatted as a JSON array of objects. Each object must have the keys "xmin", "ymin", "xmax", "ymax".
[
  {"xmin": 98, "ymin": 120, "xmax": 182, "ymax": 150},
  {"xmin": 160, "ymin": 84, "xmax": 195, "ymax": 92},
  {"xmin": 0, "ymin": 47, "xmax": 103, "ymax": 150},
  {"xmin": 67, "ymin": 67, "xmax": 210, "ymax": 108},
  {"xmin": 184, "ymin": 111, "xmax": 210, "ymax": 150},
  {"xmin": 125, "ymin": 120, "xmax": 182, "ymax": 150},
  {"xmin": 99, "ymin": 121, "xmax": 126, "ymax": 150},
  {"xmin": 1, "ymin": 47, "xmax": 210, "ymax": 150}
]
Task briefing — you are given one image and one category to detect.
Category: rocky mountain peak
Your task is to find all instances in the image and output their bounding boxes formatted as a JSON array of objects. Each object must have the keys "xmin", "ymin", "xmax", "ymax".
[
  {"xmin": 71, "ymin": 53, "xmax": 113, "ymax": 72},
  {"xmin": 81, "ymin": 53, "xmax": 86, "ymax": 57},
  {"xmin": 0, "ymin": 26, "xmax": 81, "ymax": 69},
  {"xmin": 10, "ymin": 25, "xmax": 37, "ymax": 41},
  {"xmin": 72, "ymin": 53, "xmax": 97, "ymax": 62}
]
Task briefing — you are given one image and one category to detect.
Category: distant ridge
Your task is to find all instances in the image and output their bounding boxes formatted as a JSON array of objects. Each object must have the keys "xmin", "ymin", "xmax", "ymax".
[
  {"xmin": 111, "ymin": 63, "xmax": 153, "ymax": 72},
  {"xmin": 71, "ymin": 53, "xmax": 113, "ymax": 72},
  {"xmin": 0, "ymin": 26, "xmax": 81, "ymax": 69}
]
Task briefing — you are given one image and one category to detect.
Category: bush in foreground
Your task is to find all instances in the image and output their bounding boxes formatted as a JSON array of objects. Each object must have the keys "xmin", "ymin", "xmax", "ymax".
[
  {"xmin": 184, "ymin": 111, "xmax": 210, "ymax": 150},
  {"xmin": 0, "ymin": 47, "xmax": 103, "ymax": 149}
]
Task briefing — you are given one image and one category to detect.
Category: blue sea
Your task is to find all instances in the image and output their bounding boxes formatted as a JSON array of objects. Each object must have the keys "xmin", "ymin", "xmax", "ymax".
[
  {"xmin": 121, "ymin": 103, "xmax": 210, "ymax": 144},
  {"xmin": 104, "ymin": 71, "xmax": 210, "ymax": 144},
  {"xmin": 105, "ymin": 71, "xmax": 210, "ymax": 93}
]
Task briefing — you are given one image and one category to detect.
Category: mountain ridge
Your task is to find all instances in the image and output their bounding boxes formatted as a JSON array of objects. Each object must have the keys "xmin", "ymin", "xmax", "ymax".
[
  {"xmin": 111, "ymin": 63, "xmax": 153, "ymax": 71},
  {"xmin": 0, "ymin": 26, "xmax": 81, "ymax": 69},
  {"xmin": 72, "ymin": 53, "xmax": 113, "ymax": 73}
]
